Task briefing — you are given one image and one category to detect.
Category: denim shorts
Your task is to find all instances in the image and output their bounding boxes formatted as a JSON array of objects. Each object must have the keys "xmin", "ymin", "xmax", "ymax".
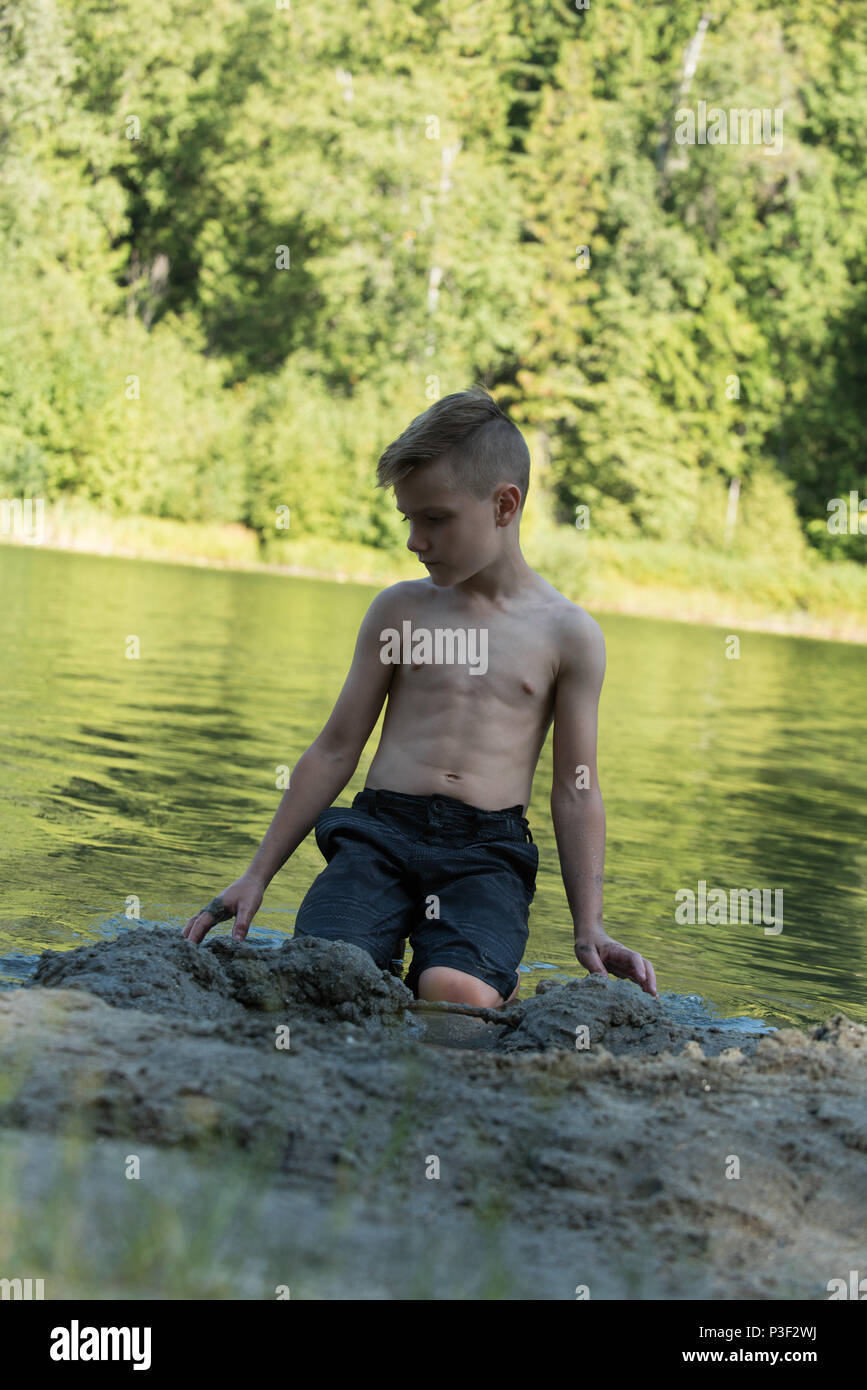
[{"xmin": 292, "ymin": 787, "xmax": 539, "ymax": 1001}]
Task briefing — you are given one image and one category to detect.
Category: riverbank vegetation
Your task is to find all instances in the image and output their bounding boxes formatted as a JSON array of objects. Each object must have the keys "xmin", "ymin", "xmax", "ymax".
[{"xmin": 1, "ymin": 0, "xmax": 864, "ymax": 636}]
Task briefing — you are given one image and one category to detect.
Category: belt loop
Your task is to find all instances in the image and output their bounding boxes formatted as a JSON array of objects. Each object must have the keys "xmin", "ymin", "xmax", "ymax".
[{"xmin": 525, "ymin": 824, "xmax": 534, "ymax": 844}]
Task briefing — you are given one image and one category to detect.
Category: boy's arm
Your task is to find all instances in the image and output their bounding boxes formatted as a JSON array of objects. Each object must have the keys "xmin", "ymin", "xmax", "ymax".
[
  {"xmin": 550, "ymin": 609, "xmax": 607, "ymax": 938},
  {"xmin": 550, "ymin": 608, "xmax": 657, "ymax": 997},
  {"xmin": 184, "ymin": 587, "xmax": 397, "ymax": 943},
  {"xmin": 245, "ymin": 586, "xmax": 398, "ymax": 885}
]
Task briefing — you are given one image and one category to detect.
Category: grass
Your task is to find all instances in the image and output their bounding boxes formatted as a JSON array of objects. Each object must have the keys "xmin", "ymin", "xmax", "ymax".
[
  {"xmin": 2, "ymin": 495, "xmax": 864, "ymax": 642},
  {"xmin": 0, "ymin": 1030, "xmax": 526, "ymax": 1300}
]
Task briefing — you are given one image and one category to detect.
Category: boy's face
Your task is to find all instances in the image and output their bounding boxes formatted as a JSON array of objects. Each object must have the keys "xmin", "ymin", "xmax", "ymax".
[{"xmin": 394, "ymin": 457, "xmax": 517, "ymax": 586}]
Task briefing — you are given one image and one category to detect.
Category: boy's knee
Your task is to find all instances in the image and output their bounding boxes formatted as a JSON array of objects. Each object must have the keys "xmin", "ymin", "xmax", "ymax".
[{"xmin": 417, "ymin": 965, "xmax": 507, "ymax": 1009}]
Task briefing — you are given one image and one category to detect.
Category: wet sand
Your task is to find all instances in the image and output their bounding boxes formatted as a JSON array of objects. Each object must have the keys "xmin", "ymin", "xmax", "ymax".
[{"xmin": 0, "ymin": 927, "xmax": 864, "ymax": 1299}]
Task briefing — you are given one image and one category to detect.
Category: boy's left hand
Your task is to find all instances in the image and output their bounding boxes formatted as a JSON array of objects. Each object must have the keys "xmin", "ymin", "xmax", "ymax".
[{"xmin": 574, "ymin": 931, "xmax": 658, "ymax": 998}]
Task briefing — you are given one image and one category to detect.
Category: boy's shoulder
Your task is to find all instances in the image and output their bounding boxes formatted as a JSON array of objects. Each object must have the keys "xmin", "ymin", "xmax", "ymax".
[
  {"xmin": 366, "ymin": 577, "xmax": 432, "ymax": 615},
  {"xmin": 536, "ymin": 581, "xmax": 605, "ymax": 677},
  {"xmin": 530, "ymin": 575, "xmax": 604, "ymax": 641},
  {"xmin": 354, "ymin": 579, "xmax": 435, "ymax": 637},
  {"xmin": 362, "ymin": 575, "xmax": 603, "ymax": 652}
]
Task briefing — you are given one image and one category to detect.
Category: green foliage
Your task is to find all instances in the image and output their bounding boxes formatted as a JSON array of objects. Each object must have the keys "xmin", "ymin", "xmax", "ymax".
[{"xmin": 1, "ymin": 0, "xmax": 864, "ymax": 571}]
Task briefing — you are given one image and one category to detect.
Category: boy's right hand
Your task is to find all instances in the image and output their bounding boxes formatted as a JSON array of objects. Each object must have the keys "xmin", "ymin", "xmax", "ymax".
[{"xmin": 182, "ymin": 872, "xmax": 265, "ymax": 944}]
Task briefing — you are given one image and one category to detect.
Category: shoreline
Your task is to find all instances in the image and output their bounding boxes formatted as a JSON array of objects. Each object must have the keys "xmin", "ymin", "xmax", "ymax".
[
  {"xmin": 1, "ymin": 928, "xmax": 865, "ymax": 1299},
  {"xmin": 2, "ymin": 514, "xmax": 865, "ymax": 646}
]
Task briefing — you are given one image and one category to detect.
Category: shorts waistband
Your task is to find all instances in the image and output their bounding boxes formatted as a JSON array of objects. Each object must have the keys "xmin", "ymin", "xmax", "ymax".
[{"xmin": 356, "ymin": 787, "xmax": 533, "ymax": 842}]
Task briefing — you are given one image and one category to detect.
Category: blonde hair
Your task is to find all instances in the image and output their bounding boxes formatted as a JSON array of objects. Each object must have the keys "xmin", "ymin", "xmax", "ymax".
[{"xmin": 376, "ymin": 386, "xmax": 531, "ymax": 509}]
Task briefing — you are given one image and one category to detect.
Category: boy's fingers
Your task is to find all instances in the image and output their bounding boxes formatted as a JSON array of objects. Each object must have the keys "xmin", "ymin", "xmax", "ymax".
[
  {"xmin": 601, "ymin": 946, "xmax": 648, "ymax": 989},
  {"xmin": 186, "ymin": 911, "xmax": 217, "ymax": 945},
  {"xmin": 599, "ymin": 944, "xmax": 631, "ymax": 977},
  {"xmin": 577, "ymin": 945, "xmax": 608, "ymax": 979},
  {"xmin": 183, "ymin": 893, "xmax": 242, "ymax": 944},
  {"xmin": 614, "ymin": 953, "xmax": 657, "ymax": 997},
  {"xmin": 578, "ymin": 941, "xmax": 657, "ymax": 996}
]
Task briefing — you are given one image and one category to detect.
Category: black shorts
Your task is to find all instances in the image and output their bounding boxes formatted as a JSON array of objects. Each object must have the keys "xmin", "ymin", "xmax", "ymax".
[{"xmin": 292, "ymin": 788, "xmax": 539, "ymax": 1001}]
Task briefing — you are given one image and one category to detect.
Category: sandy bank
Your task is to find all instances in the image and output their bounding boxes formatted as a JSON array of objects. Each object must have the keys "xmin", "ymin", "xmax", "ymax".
[{"xmin": 1, "ymin": 927, "xmax": 865, "ymax": 1299}]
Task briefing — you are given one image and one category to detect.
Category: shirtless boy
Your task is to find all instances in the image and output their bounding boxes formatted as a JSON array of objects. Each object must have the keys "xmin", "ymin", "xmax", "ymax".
[{"xmin": 183, "ymin": 387, "xmax": 657, "ymax": 1007}]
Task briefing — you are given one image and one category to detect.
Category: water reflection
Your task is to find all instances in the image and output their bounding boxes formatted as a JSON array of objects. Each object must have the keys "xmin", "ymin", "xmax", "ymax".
[{"xmin": 1, "ymin": 545, "xmax": 864, "ymax": 1029}]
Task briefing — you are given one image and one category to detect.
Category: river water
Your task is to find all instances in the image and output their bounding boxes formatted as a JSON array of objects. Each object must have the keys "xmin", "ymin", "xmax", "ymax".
[{"xmin": 1, "ymin": 544, "xmax": 865, "ymax": 1031}]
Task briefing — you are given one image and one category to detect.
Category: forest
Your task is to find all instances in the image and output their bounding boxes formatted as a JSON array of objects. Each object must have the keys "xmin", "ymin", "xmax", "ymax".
[{"xmin": 1, "ymin": 0, "xmax": 865, "ymax": 587}]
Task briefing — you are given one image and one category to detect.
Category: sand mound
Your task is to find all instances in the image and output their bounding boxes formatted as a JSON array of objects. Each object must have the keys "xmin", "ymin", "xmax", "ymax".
[
  {"xmin": 1, "ymin": 927, "xmax": 865, "ymax": 1298},
  {"xmin": 29, "ymin": 926, "xmax": 770, "ymax": 1057},
  {"xmin": 31, "ymin": 925, "xmax": 413, "ymax": 1032},
  {"xmin": 497, "ymin": 975, "xmax": 765, "ymax": 1056}
]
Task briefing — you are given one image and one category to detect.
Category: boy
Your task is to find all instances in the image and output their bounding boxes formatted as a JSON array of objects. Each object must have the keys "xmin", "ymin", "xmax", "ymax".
[{"xmin": 183, "ymin": 388, "xmax": 657, "ymax": 1007}]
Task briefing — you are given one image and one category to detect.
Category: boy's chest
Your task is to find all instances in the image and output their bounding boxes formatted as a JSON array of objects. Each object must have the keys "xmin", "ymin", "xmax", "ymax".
[{"xmin": 385, "ymin": 613, "xmax": 556, "ymax": 708}]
